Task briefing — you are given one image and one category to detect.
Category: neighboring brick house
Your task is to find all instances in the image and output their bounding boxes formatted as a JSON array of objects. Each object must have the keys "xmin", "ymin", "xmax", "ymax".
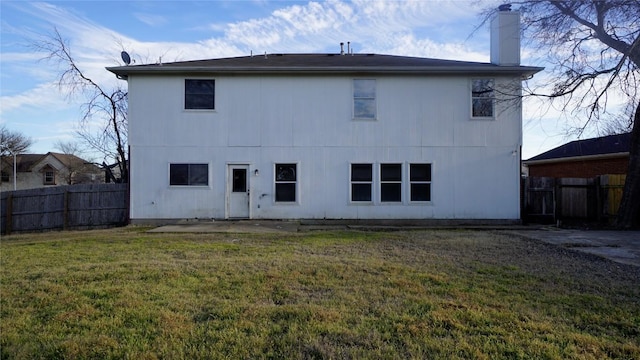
[
  {"xmin": 523, "ymin": 133, "xmax": 630, "ymax": 178},
  {"xmin": 0, "ymin": 152, "xmax": 104, "ymax": 191}
]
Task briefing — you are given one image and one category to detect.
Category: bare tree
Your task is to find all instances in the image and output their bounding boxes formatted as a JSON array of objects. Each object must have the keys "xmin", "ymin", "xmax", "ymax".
[
  {"xmin": 482, "ymin": 1, "xmax": 640, "ymax": 228},
  {"xmin": 0, "ymin": 125, "xmax": 33, "ymax": 156},
  {"xmin": 33, "ymin": 28, "xmax": 128, "ymax": 183},
  {"xmin": 54, "ymin": 140, "xmax": 83, "ymax": 156},
  {"xmin": 53, "ymin": 140, "xmax": 101, "ymax": 185}
]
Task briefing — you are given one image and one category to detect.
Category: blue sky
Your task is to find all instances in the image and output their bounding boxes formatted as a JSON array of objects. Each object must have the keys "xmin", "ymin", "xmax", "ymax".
[{"xmin": 1, "ymin": 0, "xmax": 582, "ymax": 161}]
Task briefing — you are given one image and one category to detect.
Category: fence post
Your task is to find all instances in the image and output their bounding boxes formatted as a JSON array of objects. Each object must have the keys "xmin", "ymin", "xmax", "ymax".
[
  {"xmin": 63, "ymin": 190, "xmax": 69, "ymax": 230},
  {"xmin": 554, "ymin": 178, "xmax": 561, "ymax": 225},
  {"xmin": 5, "ymin": 193, "xmax": 12, "ymax": 235},
  {"xmin": 595, "ymin": 176, "xmax": 602, "ymax": 223}
]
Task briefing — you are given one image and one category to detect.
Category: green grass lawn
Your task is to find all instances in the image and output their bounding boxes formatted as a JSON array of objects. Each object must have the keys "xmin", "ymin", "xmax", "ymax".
[{"xmin": 1, "ymin": 227, "xmax": 639, "ymax": 359}]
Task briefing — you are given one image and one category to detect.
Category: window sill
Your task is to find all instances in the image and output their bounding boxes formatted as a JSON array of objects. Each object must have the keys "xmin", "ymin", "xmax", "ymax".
[
  {"xmin": 183, "ymin": 109, "xmax": 217, "ymax": 113},
  {"xmin": 470, "ymin": 116, "xmax": 495, "ymax": 121}
]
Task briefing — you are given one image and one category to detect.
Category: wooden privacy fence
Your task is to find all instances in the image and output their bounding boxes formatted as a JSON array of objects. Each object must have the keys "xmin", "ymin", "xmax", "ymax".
[
  {"xmin": 1, "ymin": 183, "xmax": 128, "ymax": 234},
  {"xmin": 522, "ymin": 175, "xmax": 626, "ymax": 224}
]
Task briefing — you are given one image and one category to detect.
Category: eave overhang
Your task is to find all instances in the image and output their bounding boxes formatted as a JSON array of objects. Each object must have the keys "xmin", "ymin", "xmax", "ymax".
[
  {"xmin": 108, "ymin": 65, "xmax": 544, "ymax": 78},
  {"xmin": 523, "ymin": 152, "xmax": 629, "ymax": 166}
]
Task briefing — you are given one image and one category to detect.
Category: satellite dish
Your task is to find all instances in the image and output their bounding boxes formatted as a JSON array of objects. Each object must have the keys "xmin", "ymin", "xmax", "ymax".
[{"xmin": 121, "ymin": 51, "xmax": 131, "ymax": 65}]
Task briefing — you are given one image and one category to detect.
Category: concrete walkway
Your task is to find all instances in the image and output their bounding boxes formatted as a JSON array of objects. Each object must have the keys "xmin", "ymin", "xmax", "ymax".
[
  {"xmin": 148, "ymin": 221, "xmax": 640, "ymax": 267},
  {"xmin": 505, "ymin": 228, "xmax": 640, "ymax": 267},
  {"xmin": 147, "ymin": 220, "xmax": 301, "ymax": 234}
]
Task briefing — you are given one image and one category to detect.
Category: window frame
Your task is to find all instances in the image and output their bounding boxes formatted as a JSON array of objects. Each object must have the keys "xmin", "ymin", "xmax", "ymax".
[
  {"xmin": 353, "ymin": 79, "xmax": 377, "ymax": 120},
  {"xmin": 380, "ymin": 163, "xmax": 403, "ymax": 203},
  {"xmin": 409, "ymin": 163, "xmax": 432, "ymax": 203},
  {"xmin": 471, "ymin": 78, "xmax": 495, "ymax": 119},
  {"xmin": 43, "ymin": 170, "xmax": 55, "ymax": 185},
  {"xmin": 184, "ymin": 78, "xmax": 216, "ymax": 111},
  {"xmin": 350, "ymin": 163, "xmax": 373, "ymax": 203},
  {"xmin": 1, "ymin": 170, "xmax": 10, "ymax": 183},
  {"xmin": 169, "ymin": 163, "xmax": 209, "ymax": 187},
  {"xmin": 274, "ymin": 163, "xmax": 298, "ymax": 204}
]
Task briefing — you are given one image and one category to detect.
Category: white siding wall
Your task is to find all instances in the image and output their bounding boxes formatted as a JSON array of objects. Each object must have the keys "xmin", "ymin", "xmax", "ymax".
[{"xmin": 128, "ymin": 74, "xmax": 522, "ymax": 220}]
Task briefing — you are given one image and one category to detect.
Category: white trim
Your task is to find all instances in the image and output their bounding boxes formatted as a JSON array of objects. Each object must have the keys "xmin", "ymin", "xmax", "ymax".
[
  {"xmin": 470, "ymin": 78, "xmax": 495, "ymax": 120},
  {"xmin": 183, "ymin": 78, "xmax": 216, "ymax": 111},
  {"xmin": 273, "ymin": 162, "xmax": 300, "ymax": 205},
  {"xmin": 408, "ymin": 162, "xmax": 433, "ymax": 204},
  {"xmin": 349, "ymin": 162, "xmax": 374, "ymax": 204},
  {"xmin": 352, "ymin": 79, "xmax": 377, "ymax": 121}
]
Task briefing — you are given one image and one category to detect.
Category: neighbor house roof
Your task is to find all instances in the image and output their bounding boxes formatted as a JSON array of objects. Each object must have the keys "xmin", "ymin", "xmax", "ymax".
[
  {"xmin": 524, "ymin": 133, "xmax": 631, "ymax": 164},
  {"xmin": 107, "ymin": 53, "xmax": 543, "ymax": 78},
  {"xmin": 1, "ymin": 152, "xmax": 95, "ymax": 172}
]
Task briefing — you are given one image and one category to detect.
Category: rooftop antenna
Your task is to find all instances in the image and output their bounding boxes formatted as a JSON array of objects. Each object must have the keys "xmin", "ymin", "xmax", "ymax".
[{"xmin": 121, "ymin": 51, "xmax": 131, "ymax": 65}]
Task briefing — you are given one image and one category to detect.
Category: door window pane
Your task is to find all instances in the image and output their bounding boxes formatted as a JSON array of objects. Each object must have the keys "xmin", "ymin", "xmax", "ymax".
[{"xmin": 232, "ymin": 169, "xmax": 247, "ymax": 192}]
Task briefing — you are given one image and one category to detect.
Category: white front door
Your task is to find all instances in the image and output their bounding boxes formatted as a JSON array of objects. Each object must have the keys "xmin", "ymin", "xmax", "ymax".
[{"xmin": 228, "ymin": 165, "xmax": 250, "ymax": 219}]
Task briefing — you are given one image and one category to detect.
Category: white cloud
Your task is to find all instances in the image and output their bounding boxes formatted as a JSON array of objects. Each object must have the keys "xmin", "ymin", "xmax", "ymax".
[
  {"xmin": 0, "ymin": 82, "xmax": 70, "ymax": 116},
  {"xmin": 133, "ymin": 13, "xmax": 167, "ymax": 27}
]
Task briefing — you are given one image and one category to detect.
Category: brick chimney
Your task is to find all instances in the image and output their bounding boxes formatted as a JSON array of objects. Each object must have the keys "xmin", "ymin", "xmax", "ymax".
[{"xmin": 490, "ymin": 4, "xmax": 520, "ymax": 66}]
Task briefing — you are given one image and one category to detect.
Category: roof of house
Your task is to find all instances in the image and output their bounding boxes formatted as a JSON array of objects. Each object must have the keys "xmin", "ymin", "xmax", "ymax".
[
  {"xmin": 524, "ymin": 133, "xmax": 631, "ymax": 163},
  {"xmin": 107, "ymin": 53, "xmax": 544, "ymax": 78},
  {"xmin": 1, "ymin": 152, "xmax": 96, "ymax": 172}
]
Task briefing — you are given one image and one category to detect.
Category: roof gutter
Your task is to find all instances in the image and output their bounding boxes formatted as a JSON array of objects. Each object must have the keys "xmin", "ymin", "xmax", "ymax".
[
  {"xmin": 523, "ymin": 152, "xmax": 629, "ymax": 165},
  {"xmin": 106, "ymin": 65, "xmax": 544, "ymax": 78}
]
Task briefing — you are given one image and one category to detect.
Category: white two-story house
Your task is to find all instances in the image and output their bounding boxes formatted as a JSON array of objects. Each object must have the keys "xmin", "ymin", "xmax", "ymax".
[{"xmin": 108, "ymin": 8, "xmax": 542, "ymax": 224}]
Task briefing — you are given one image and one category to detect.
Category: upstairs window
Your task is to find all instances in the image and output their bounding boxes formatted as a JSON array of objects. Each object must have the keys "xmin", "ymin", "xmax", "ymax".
[
  {"xmin": 170, "ymin": 163, "xmax": 209, "ymax": 186},
  {"xmin": 351, "ymin": 163, "xmax": 372, "ymax": 202},
  {"xmin": 275, "ymin": 163, "xmax": 297, "ymax": 202},
  {"xmin": 380, "ymin": 164, "xmax": 402, "ymax": 202},
  {"xmin": 44, "ymin": 170, "xmax": 55, "ymax": 185},
  {"xmin": 353, "ymin": 79, "xmax": 376, "ymax": 119},
  {"xmin": 471, "ymin": 79, "xmax": 494, "ymax": 118},
  {"xmin": 410, "ymin": 164, "xmax": 431, "ymax": 202},
  {"xmin": 185, "ymin": 79, "xmax": 215, "ymax": 110}
]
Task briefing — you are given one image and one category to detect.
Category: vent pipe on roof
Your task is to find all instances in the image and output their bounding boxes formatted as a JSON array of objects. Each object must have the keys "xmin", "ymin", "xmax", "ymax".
[{"xmin": 340, "ymin": 42, "xmax": 344, "ymax": 55}]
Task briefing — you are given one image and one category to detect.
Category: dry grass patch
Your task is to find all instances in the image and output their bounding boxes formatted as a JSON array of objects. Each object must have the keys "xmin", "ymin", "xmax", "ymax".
[{"xmin": 1, "ymin": 227, "xmax": 639, "ymax": 359}]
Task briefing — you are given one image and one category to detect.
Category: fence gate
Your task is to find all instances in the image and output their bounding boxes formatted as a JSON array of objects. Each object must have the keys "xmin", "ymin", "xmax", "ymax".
[
  {"xmin": 523, "ymin": 177, "xmax": 555, "ymax": 223},
  {"xmin": 524, "ymin": 175, "xmax": 625, "ymax": 224}
]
